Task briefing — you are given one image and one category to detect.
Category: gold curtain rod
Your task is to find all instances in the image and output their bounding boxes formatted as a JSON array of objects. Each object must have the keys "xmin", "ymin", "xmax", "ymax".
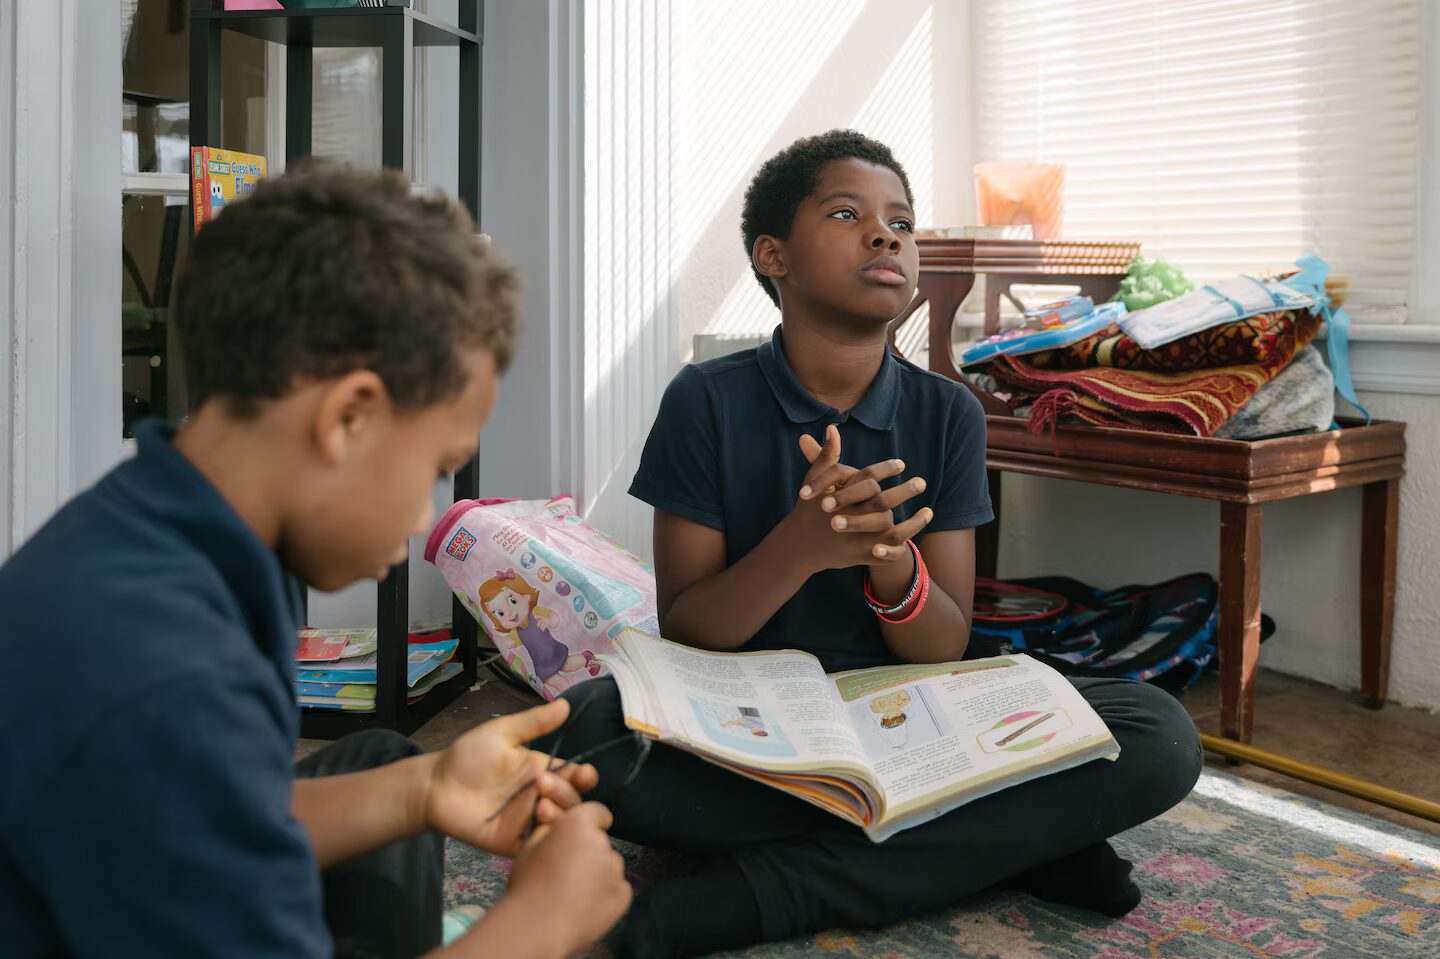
[{"xmin": 1200, "ymin": 733, "xmax": 1440, "ymax": 824}]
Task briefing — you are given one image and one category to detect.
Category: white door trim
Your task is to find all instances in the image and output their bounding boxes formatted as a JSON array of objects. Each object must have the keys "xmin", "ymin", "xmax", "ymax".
[{"xmin": 2, "ymin": 0, "xmax": 122, "ymax": 555}]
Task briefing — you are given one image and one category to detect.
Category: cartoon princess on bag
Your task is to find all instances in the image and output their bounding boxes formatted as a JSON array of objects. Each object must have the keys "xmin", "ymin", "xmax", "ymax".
[{"xmin": 478, "ymin": 568, "xmax": 599, "ymax": 694}]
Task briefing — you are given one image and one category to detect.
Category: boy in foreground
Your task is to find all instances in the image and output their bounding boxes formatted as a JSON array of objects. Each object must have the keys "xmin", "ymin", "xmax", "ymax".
[
  {"xmin": 545, "ymin": 131, "xmax": 1204, "ymax": 957},
  {"xmin": 0, "ymin": 165, "xmax": 630, "ymax": 958}
]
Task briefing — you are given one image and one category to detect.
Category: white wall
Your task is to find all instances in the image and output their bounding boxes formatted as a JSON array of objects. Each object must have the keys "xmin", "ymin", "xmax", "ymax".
[
  {"xmin": 310, "ymin": 0, "xmax": 583, "ymax": 629},
  {"xmin": 581, "ymin": 0, "xmax": 973, "ymax": 559},
  {"xmin": 672, "ymin": 0, "xmax": 972, "ymax": 343},
  {"xmin": 997, "ymin": 389, "xmax": 1439, "ymax": 712}
]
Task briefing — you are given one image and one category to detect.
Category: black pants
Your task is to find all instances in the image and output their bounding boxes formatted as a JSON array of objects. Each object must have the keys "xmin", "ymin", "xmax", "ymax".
[
  {"xmin": 295, "ymin": 730, "xmax": 444, "ymax": 959},
  {"xmin": 543, "ymin": 676, "xmax": 1202, "ymax": 946}
]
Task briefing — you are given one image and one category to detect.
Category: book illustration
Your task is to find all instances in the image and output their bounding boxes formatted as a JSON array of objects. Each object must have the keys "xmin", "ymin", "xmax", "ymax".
[
  {"xmin": 848, "ymin": 684, "xmax": 949, "ymax": 760},
  {"xmin": 688, "ymin": 697, "xmax": 797, "ymax": 759},
  {"xmin": 871, "ymin": 689, "xmax": 913, "ymax": 750},
  {"xmin": 478, "ymin": 569, "xmax": 601, "ymax": 696},
  {"xmin": 977, "ymin": 708, "xmax": 1073, "ymax": 754}
]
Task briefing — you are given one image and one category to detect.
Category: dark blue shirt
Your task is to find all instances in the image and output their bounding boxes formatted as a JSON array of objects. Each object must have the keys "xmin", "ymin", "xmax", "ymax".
[
  {"xmin": 0, "ymin": 422, "xmax": 328, "ymax": 957},
  {"xmin": 630, "ymin": 327, "xmax": 993, "ymax": 673}
]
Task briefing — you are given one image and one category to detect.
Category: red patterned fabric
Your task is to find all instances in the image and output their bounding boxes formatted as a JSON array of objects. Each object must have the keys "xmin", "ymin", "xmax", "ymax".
[{"xmin": 990, "ymin": 310, "xmax": 1320, "ymax": 437}]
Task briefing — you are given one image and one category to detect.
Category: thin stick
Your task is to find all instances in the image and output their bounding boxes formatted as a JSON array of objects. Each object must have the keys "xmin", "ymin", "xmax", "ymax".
[{"xmin": 997, "ymin": 711, "xmax": 1054, "ymax": 747}]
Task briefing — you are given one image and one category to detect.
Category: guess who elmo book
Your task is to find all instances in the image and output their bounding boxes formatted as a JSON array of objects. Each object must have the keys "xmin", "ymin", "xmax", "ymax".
[{"xmin": 191, "ymin": 147, "xmax": 267, "ymax": 233}]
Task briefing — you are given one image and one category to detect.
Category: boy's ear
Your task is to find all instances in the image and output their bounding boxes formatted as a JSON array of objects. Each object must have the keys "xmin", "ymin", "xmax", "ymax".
[
  {"xmin": 752, "ymin": 235, "xmax": 787, "ymax": 285},
  {"xmin": 313, "ymin": 369, "xmax": 389, "ymax": 466}
]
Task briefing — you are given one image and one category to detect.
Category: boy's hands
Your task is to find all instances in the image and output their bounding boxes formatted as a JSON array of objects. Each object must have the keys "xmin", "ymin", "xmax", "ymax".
[
  {"xmin": 498, "ymin": 803, "xmax": 632, "ymax": 957},
  {"xmin": 421, "ymin": 699, "xmax": 599, "ymax": 857},
  {"xmin": 787, "ymin": 425, "xmax": 932, "ymax": 573}
]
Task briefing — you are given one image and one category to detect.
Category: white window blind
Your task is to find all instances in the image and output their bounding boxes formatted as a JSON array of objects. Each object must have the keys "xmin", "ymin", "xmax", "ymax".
[{"xmin": 976, "ymin": 0, "xmax": 1421, "ymax": 324}]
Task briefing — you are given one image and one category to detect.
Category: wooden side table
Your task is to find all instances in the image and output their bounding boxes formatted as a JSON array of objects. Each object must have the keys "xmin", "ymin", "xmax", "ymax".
[{"xmin": 894, "ymin": 247, "xmax": 1406, "ymax": 744}]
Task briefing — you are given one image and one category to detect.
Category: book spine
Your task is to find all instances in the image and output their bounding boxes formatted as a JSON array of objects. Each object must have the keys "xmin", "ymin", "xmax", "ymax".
[{"xmin": 192, "ymin": 147, "xmax": 208, "ymax": 234}]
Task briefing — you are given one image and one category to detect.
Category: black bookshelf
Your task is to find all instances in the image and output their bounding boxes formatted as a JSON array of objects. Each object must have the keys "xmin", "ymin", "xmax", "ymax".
[{"xmin": 189, "ymin": 0, "xmax": 485, "ymax": 738}]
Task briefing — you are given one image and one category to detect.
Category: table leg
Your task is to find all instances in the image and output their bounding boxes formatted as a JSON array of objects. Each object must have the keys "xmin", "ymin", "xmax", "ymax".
[
  {"xmin": 917, "ymin": 272, "xmax": 975, "ymax": 381},
  {"xmin": 1361, "ymin": 478, "xmax": 1399, "ymax": 709},
  {"xmin": 1219, "ymin": 502, "xmax": 1264, "ymax": 743}
]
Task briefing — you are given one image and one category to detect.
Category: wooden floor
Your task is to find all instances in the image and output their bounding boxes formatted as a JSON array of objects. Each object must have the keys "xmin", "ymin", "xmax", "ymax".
[
  {"xmin": 298, "ymin": 666, "xmax": 1440, "ymax": 837},
  {"xmin": 1182, "ymin": 669, "xmax": 1440, "ymax": 836}
]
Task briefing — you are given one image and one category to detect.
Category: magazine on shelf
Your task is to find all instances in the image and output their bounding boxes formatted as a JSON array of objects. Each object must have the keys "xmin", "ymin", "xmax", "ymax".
[{"xmin": 294, "ymin": 639, "xmax": 456, "ymax": 687}]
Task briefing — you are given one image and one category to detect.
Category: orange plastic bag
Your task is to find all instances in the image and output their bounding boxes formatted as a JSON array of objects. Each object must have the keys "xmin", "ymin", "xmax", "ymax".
[{"xmin": 974, "ymin": 162, "xmax": 1065, "ymax": 240}]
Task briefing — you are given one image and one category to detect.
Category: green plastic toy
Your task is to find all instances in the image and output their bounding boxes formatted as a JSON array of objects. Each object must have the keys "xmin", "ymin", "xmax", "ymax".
[{"xmin": 1111, "ymin": 256, "xmax": 1194, "ymax": 311}]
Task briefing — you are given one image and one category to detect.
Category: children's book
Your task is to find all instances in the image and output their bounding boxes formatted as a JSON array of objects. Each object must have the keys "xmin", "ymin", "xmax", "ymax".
[
  {"xmin": 294, "ymin": 639, "xmax": 457, "ymax": 687},
  {"xmin": 191, "ymin": 146, "xmax": 267, "ymax": 233},
  {"xmin": 296, "ymin": 682, "xmax": 377, "ymax": 701},
  {"xmin": 407, "ymin": 661, "xmax": 463, "ymax": 703},
  {"xmin": 296, "ymin": 627, "xmax": 377, "ymax": 663},
  {"xmin": 960, "ymin": 301, "xmax": 1127, "ymax": 368},
  {"xmin": 600, "ymin": 630, "xmax": 1120, "ymax": 843},
  {"xmin": 298, "ymin": 690, "xmax": 377, "ymax": 712}
]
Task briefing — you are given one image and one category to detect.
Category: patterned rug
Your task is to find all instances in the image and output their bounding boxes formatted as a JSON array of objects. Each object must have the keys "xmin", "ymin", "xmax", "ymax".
[{"xmin": 445, "ymin": 767, "xmax": 1440, "ymax": 957}]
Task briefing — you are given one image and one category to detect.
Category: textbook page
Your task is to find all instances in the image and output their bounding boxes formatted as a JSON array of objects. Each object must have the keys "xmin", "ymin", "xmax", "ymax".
[
  {"xmin": 609, "ymin": 631, "xmax": 871, "ymax": 774},
  {"xmin": 830, "ymin": 655, "xmax": 1119, "ymax": 838}
]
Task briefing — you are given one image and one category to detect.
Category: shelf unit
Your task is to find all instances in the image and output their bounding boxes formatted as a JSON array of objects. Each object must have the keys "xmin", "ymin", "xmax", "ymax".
[{"xmin": 188, "ymin": 0, "xmax": 484, "ymax": 738}]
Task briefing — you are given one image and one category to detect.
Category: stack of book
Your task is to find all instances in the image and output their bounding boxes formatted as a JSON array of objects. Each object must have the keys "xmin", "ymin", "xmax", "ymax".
[{"xmin": 294, "ymin": 627, "xmax": 462, "ymax": 712}]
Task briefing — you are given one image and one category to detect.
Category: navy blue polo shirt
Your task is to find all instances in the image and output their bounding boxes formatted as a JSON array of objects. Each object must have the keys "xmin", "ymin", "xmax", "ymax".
[
  {"xmin": 0, "ymin": 422, "xmax": 328, "ymax": 957},
  {"xmin": 630, "ymin": 326, "xmax": 993, "ymax": 673}
]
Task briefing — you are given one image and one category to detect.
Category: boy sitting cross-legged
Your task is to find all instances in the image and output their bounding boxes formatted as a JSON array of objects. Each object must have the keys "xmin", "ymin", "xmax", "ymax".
[
  {"xmin": 0, "ymin": 163, "xmax": 631, "ymax": 959},
  {"xmin": 540, "ymin": 130, "xmax": 1203, "ymax": 958}
]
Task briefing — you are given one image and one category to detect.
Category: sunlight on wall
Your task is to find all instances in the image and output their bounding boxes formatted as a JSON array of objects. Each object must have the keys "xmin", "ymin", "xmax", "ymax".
[
  {"xmin": 580, "ymin": 0, "xmax": 951, "ymax": 555},
  {"xmin": 692, "ymin": 2, "xmax": 938, "ymax": 341},
  {"xmin": 670, "ymin": 1, "xmax": 868, "ymax": 268},
  {"xmin": 582, "ymin": 0, "xmax": 674, "ymax": 552},
  {"xmin": 853, "ymin": 6, "xmax": 935, "ymax": 228}
]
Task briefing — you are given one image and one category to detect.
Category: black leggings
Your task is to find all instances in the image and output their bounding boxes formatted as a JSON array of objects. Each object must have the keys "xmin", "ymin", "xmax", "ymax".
[
  {"xmin": 543, "ymin": 676, "xmax": 1202, "ymax": 944},
  {"xmin": 295, "ymin": 730, "xmax": 444, "ymax": 959}
]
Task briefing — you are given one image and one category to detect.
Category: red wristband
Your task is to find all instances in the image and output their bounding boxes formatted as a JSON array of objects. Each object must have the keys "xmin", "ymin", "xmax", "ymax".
[
  {"xmin": 882, "ymin": 567, "xmax": 930, "ymax": 624},
  {"xmin": 865, "ymin": 540, "xmax": 930, "ymax": 624}
]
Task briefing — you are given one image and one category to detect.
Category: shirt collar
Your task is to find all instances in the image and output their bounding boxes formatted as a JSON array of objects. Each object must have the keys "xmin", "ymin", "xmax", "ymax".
[
  {"xmin": 119, "ymin": 419, "xmax": 302, "ymax": 665},
  {"xmin": 756, "ymin": 326, "xmax": 901, "ymax": 430}
]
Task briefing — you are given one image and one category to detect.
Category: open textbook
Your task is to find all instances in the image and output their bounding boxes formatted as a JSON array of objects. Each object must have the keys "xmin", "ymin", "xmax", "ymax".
[{"xmin": 600, "ymin": 630, "xmax": 1120, "ymax": 842}]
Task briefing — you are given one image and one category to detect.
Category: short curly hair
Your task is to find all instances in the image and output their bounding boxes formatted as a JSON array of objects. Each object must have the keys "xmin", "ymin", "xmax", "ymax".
[
  {"xmin": 741, "ymin": 130, "xmax": 914, "ymax": 308},
  {"xmin": 175, "ymin": 160, "xmax": 520, "ymax": 417}
]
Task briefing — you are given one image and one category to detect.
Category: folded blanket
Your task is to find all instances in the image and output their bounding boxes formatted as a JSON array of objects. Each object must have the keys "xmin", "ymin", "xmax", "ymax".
[
  {"xmin": 1213, "ymin": 345, "xmax": 1334, "ymax": 440},
  {"xmin": 990, "ymin": 309, "xmax": 1320, "ymax": 436}
]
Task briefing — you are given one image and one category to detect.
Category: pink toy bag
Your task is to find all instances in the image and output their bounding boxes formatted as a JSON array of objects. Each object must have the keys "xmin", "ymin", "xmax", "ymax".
[{"xmin": 424, "ymin": 496, "xmax": 658, "ymax": 700}]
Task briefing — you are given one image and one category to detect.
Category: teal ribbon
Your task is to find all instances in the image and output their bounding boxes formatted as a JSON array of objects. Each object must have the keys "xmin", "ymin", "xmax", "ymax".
[
  {"xmin": 1279, "ymin": 254, "xmax": 1370, "ymax": 427},
  {"xmin": 1321, "ymin": 302, "xmax": 1371, "ymax": 426},
  {"xmin": 1202, "ymin": 284, "xmax": 1247, "ymax": 317}
]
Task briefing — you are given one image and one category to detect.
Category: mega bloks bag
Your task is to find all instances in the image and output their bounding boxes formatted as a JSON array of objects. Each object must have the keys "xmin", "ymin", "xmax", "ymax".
[{"xmin": 424, "ymin": 496, "xmax": 658, "ymax": 700}]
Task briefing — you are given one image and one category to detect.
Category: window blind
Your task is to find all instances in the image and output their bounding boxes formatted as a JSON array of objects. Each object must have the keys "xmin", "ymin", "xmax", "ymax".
[{"xmin": 975, "ymin": 0, "xmax": 1421, "ymax": 323}]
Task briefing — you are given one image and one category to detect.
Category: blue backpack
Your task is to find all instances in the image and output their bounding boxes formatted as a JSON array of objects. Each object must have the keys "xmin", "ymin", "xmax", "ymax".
[{"xmin": 967, "ymin": 573, "xmax": 1272, "ymax": 695}]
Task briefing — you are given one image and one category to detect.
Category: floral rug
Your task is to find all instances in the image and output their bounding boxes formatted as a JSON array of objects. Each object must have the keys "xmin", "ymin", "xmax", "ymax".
[{"xmin": 444, "ymin": 767, "xmax": 1440, "ymax": 957}]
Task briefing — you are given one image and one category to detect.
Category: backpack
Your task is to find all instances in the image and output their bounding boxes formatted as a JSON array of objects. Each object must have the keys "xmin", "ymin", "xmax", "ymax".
[{"xmin": 966, "ymin": 573, "xmax": 1274, "ymax": 695}]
